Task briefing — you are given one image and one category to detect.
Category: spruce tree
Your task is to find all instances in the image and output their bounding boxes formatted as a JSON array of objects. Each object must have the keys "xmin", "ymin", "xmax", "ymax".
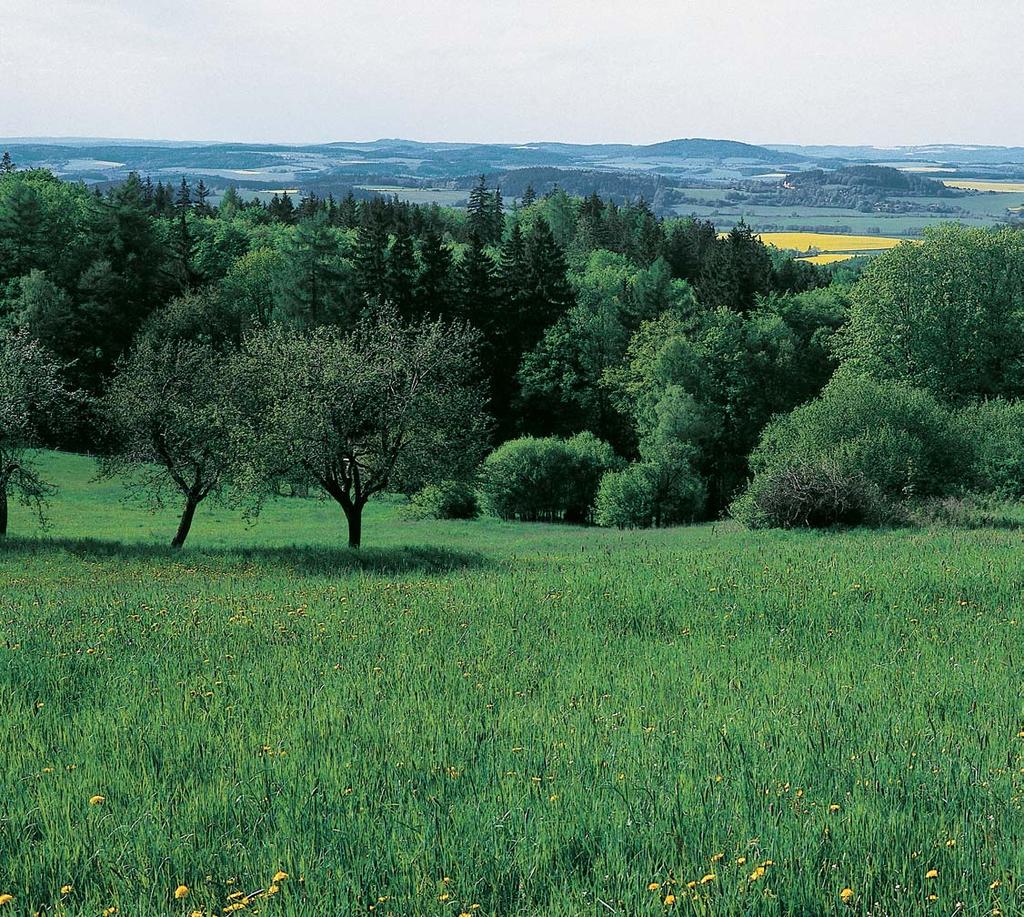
[
  {"xmin": 414, "ymin": 230, "xmax": 454, "ymax": 319},
  {"xmin": 0, "ymin": 151, "xmax": 15, "ymax": 174},
  {"xmin": 386, "ymin": 224, "xmax": 418, "ymax": 319}
]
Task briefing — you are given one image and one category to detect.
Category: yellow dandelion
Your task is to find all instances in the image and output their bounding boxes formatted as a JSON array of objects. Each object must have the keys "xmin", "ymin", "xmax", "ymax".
[
  {"xmin": 840, "ymin": 887, "xmax": 854, "ymax": 903},
  {"xmin": 647, "ymin": 883, "xmax": 661, "ymax": 891},
  {"xmin": 0, "ymin": 896, "xmax": 12, "ymax": 908},
  {"xmin": 736, "ymin": 856, "xmax": 747, "ymax": 865},
  {"xmin": 700, "ymin": 873, "xmax": 716, "ymax": 884},
  {"xmin": 271, "ymin": 871, "xmax": 288, "ymax": 883},
  {"xmin": 829, "ymin": 804, "xmax": 841, "ymax": 812},
  {"xmin": 925, "ymin": 869, "xmax": 938, "ymax": 879},
  {"xmin": 89, "ymin": 795, "xmax": 105, "ymax": 806},
  {"xmin": 710, "ymin": 852, "xmax": 725, "ymax": 863},
  {"xmin": 439, "ymin": 893, "xmax": 451, "ymax": 901},
  {"xmin": 945, "ymin": 839, "xmax": 956, "ymax": 848},
  {"xmin": 927, "ymin": 893, "xmax": 938, "ymax": 901},
  {"xmin": 990, "ymin": 880, "xmax": 1002, "ymax": 890},
  {"xmin": 267, "ymin": 885, "xmax": 280, "ymax": 896},
  {"xmin": 749, "ymin": 866, "xmax": 766, "ymax": 881},
  {"xmin": 60, "ymin": 885, "xmax": 72, "ymax": 895},
  {"xmin": 174, "ymin": 885, "xmax": 190, "ymax": 900},
  {"xmin": 663, "ymin": 894, "xmax": 676, "ymax": 906}
]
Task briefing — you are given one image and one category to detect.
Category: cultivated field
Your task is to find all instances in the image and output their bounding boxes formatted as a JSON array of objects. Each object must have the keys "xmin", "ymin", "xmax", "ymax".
[
  {"xmin": 756, "ymin": 232, "xmax": 908, "ymax": 253},
  {"xmin": 942, "ymin": 180, "xmax": 1024, "ymax": 193},
  {"xmin": 4, "ymin": 453, "xmax": 1024, "ymax": 915}
]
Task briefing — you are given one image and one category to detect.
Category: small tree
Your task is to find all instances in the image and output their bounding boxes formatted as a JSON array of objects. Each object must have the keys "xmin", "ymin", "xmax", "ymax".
[
  {"xmin": 100, "ymin": 337, "xmax": 236, "ymax": 548},
  {"xmin": 236, "ymin": 308, "xmax": 488, "ymax": 548},
  {"xmin": 0, "ymin": 330, "xmax": 74, "ymax": 536}
]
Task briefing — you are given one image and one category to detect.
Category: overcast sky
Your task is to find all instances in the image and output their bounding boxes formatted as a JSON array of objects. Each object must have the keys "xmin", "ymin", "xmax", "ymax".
[{"xmin": 2, "ymin": 0, "xmax": 1022, "ymax": 147}]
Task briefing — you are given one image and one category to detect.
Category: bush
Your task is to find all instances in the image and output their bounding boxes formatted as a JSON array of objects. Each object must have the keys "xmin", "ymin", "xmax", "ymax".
[
  {"xmin": 958, "ymin": 399, "xmax": 1024, "ymax": 499},
  {"xmin": 478, "ymin": 434, "xmax": 620, "ymax": 523},
  {"xmin": 730, "ymin": 460, "xmax": 892, "ymax": 529},
  {"xmin": 595, "ymin": 454, "xmax": 706, "ymax": 529},
  {"xmin": 732, "ymin": 374, "xmax": 964, "ymax": 528},
  {"xmin": 405, "ymin": 480, "xmax": 479, "ymax": 520}
]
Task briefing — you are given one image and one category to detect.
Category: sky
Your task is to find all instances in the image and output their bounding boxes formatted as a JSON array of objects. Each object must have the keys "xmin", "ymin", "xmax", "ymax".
[{"xmin": 2, "ymin": 0, "xmax": 1023, "ymax": 147}]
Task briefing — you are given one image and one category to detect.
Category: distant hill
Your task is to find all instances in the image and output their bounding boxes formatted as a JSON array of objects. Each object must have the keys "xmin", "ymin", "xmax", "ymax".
[{"xmin": 785, "ymin": 164, "xmax": 953, "ymax": 195}]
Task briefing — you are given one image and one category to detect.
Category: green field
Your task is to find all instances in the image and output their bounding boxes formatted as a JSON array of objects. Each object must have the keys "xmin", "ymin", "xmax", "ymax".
[{"xmin": 4, "ymin": 453, "xmax": 1024, "ymax": 915}]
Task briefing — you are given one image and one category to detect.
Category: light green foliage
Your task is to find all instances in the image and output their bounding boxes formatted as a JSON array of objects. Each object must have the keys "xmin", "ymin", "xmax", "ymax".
[
  {"xmin": 477, "ymin": 433, "xmax": 620, "ymax": 523},
  {"xmin": 0, "ymin": 331, "xmax": 75, "ymax": 533},
  {"xmin": 405, "ymin": 479, "xmax": 479, "ymax": 520},
  {"xmin": 838, "ymin": 225, "xmax": 1024, "ymax": 402},
  {"xmin": 594, "ymin": 446, "xmax": 706, "ymax": 528},
  {"xmin": 4, "ymin": 451, "xmax": 1024, "ymax": 914},
  {"xmin": 234, "ymin": 309, "xmax": 488, "ymax": 547},
  {"xmin": 100, "ymin": 337, "xmax": 238, "ymax": 547}
]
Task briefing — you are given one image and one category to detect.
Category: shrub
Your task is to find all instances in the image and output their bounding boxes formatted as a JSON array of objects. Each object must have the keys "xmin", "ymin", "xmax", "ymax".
[
  {"xmin": 595, "ymin": 453, "xmax": 706, "ymax": 529},
  {"xmin": 405, "ymin": 480, "xmax": 479, "ymax": 520},
  {"xmin": 957, "ymin": 399, "xmax": 1024, "ymax": 498},
  {"xmin": 478, "ymin": 434, "xmax": 619, "ymax": 523},
  {"xmin": 730, "ymin": 460, "xmax": 892, "ymax": 529},
  {"xmin": 733, "ymin": 374, "xmax": 964, "ymax": 528}
]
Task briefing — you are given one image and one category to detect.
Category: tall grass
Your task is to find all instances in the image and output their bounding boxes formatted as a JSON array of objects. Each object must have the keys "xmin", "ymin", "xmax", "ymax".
[{"xmin": 2, "ymin": 453, "xmax": 1024, "ymax": 914}]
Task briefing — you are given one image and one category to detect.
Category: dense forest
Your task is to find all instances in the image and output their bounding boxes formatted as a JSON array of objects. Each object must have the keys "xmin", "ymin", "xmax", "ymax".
[{"xmin": 4, "ymin": 151, "xmax": 1024, "ymax": 547}]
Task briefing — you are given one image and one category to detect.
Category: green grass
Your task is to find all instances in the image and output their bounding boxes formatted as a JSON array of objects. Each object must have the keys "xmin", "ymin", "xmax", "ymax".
[{"xmin": 4, "ymin": 453, "xmax": 1024, "ymax": 915}]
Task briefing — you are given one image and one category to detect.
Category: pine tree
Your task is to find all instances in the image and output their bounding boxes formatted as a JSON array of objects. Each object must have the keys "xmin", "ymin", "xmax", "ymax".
[
  {"xmin": 0, "ymin": 151, "xmax": 15, "ymax": 174},
  {"xmin": 414, "ymin": 230, "xmax": 454, "ymax": 318},
  {"xmin": 279, "ymin": 214, "xmax": 345, "ymax": 327},
  {"xmin": 455, "ymin": 233, "xmax": 496, "ymax": 329},
  {"xmin": 268, "ymin": 193, "xmax": 296, "ymax": 224},
  {"xmin": 491, "ymin": 186, "xmax": 505, "ymax": 243},
  {"xmin": 175, "ymin": 178, "xmax": 192, "ymax": 213},
  {"xmin": 523, "ymin": 216, "xmax": 574, "ymax": 349},
  {"xmin": 219, "ymin": 186, "xmax": 242, "ymax": 220},
  {"xmin": 352, "ymin": 218, "xmax": 389, "ymax": 307},
  {"xmin": 194, "ymin": 179, "xmax": 212, "ymax": 216},
  {"xmin": 386, "ymin": 224, "xmax": 418, "ymax": 319},
  {"xmin": 521, "ymin": 184, "xmax": 536, "ymax": 207},
  {"xmin": 467, "ymin": 175, "xmax": 492, "ymax": 242}
]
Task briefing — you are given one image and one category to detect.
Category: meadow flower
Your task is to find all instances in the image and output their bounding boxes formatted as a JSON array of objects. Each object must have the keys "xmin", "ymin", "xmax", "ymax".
[
  {"xmin": 647, "ymin": 883, "xmax": 661, "ymax": 891},
  {"xmin": 0, "ymin": 896, "xmax": 12, "ymax": 907},
  {"xmin": 829, "ymin": 804, "xmax": 841, "ymax": 812},
  {"xmin": 663, "ymin": 894, "xmax": 676, "ymax": 906},
  {"xmin": 267, "ymin": 885, "xmax": 280, "ymax": 896},
  {"xmin": 271, "ymin": 871, "xmax": 288, "ymax": 883},
  {"xmin": 174, "ymin": 885, "xmax": 190, "ymax": 900},
  {"xmin": 89, "ymin": 795, "xmax": 105, "ymax": 805},
  {"xmin": 60, "ymin": 886, "xmax": 72, "ymax": 895},
  {"xmin": 710, "ymin": 853, "xmax": 725, "ymax": 863},
  {"xmin": 840, "ymin": 887, "xmax": 854, "ymax": 903},
  {"xmin": 925, "ymin": 869, "xmax": 938, "ymax": 879},
  {"xmin": 699, "ymin": 873, "xmax": 716, "ymax": 884},
  {"xmin": 749, "ymin": 866, "xmax": 766, "ymax": 881}
]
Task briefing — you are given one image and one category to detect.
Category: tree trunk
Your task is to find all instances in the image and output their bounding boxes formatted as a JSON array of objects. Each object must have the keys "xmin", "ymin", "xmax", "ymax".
[
  {"xmin": 171, "ymin": 495, "xmax": 199, "ymax": 549},
  {"xmin": 342, "ymin": 500, "xmax": 363, "ymax": 549},
  {"xmin": 0, "ymin": 485, "xmax": 7, "ymax": 537}
]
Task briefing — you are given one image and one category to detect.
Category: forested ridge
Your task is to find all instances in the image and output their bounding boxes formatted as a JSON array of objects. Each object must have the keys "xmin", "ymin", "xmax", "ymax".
[{"xmin": 4, "ymin": 151, "xmax": 1024, "ymax": 547}]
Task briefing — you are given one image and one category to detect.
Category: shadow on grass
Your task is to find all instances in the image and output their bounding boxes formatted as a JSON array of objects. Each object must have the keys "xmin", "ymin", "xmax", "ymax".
[{"xmin": 0, "ymin": 536, "xmax": 490, "ymax": 576}]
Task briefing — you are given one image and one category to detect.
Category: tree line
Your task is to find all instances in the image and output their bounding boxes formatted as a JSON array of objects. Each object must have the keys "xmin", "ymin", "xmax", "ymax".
[{"xmin": 24, "ymin": 152, "xmax": 1021, "ymax": 546}]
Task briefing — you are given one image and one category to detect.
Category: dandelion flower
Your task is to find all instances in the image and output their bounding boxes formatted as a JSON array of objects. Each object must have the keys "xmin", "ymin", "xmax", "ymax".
[
  {"xmin": 60, "ymin": 886, "xmax": 72, "ymax": 895},
  {"xmin": 840, "ymin": 887, "xmax": 854, "ymax": 903},
  {"xmin": 710, "ymin": 852, "xmax": 725, "ymax": 863},
  {"xmin": 829, "ymin": 804, "xmax": 841, "ymax": 813},
  {"xmin": 174, "ymin": 885, "xmax": 189, "ymax": 900},
  {"xmin": 925, "ymin": 869, "xmax": 938, "ymax": 879},
  {"xmin": 272, "ymin": 871, "xmax": 288, "ymax": 883},
  {"xmin": 89, "ymin": 795, "xmax": 105, "ymax": 806},
  {"xmin": 267, "ymin": 885, "xmax": 280, "ymax": 896},
  {"xmin": 700, "ymin": 874, "xmax": 716, "ymax": 884},
  {"xmin": 0, "ymin": 896, "xmax": 12, "ymax": 907},
  {"xmin": 663, "ymin": 894, "xmax": 676, "ymax": 906},
  {"xmin": 749, "ymin": 867, "xmax": 766, "ymax": 881},
  {"xmin": 990, "ymin": 880, "xmax": 1002, "ymax": 890},
  {"xmin": 647, "ymin": 883, "xmax": 661, "ymax": 891}
]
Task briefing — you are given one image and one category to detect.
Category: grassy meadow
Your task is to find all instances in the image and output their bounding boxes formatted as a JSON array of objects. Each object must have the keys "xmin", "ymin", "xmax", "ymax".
[{"xmin": 4, "ymin": 453, "xmax": 1024, "ymax": 915}]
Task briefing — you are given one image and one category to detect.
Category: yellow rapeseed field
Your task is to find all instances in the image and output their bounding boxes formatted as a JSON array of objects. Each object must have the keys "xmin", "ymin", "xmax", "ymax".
[
  {"xmin": 943, "ymin": 180, "xmax": 1024, "ymax": 193},
  {"xmin": 796, "ymin": 253, "xmax": 859, "ymax": 265},
  {"xmin": 756, "ymin": 232, "xmax": 908, "ymax": 253}
]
